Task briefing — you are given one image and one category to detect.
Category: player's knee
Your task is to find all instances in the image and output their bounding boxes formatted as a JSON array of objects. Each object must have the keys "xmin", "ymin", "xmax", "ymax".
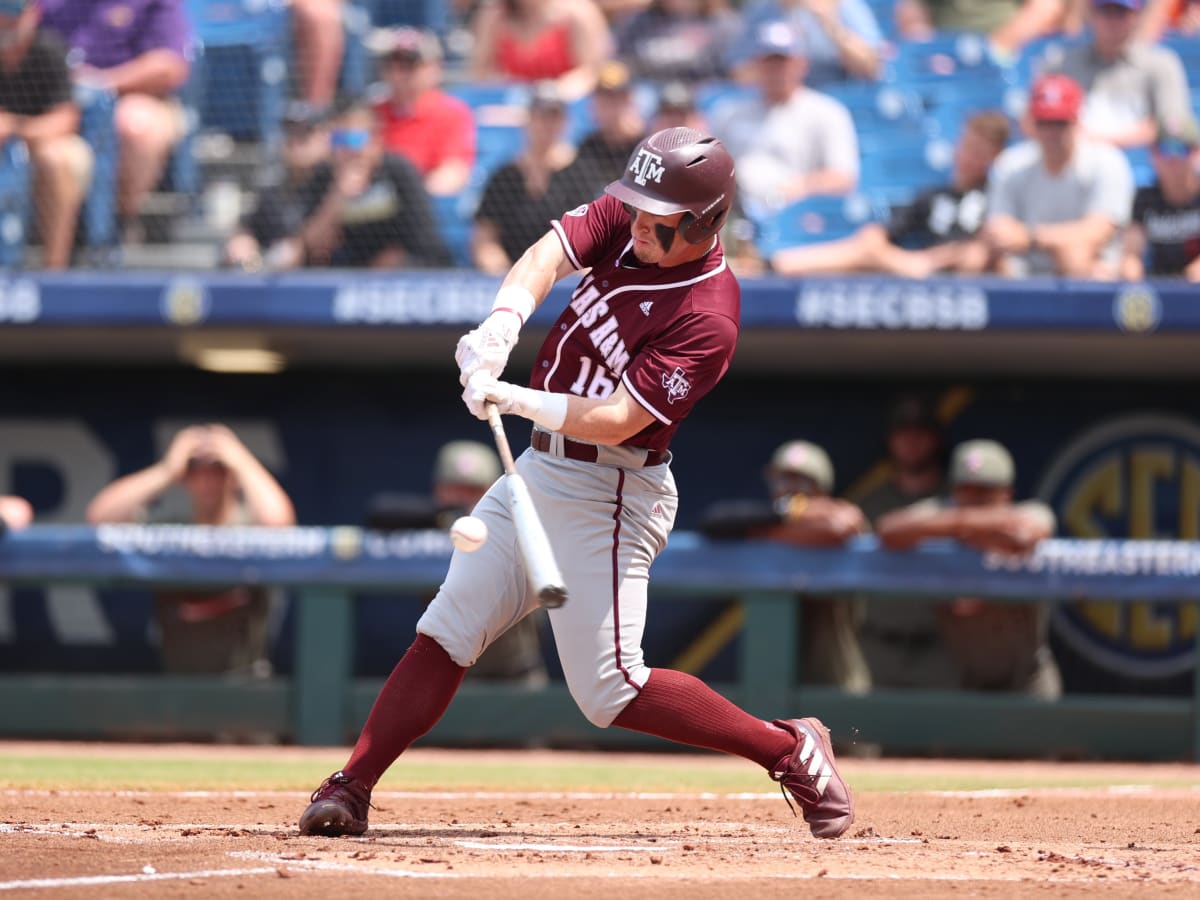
[{"xmin": 561, "ymin": 663, "xmax": 646, "ymax": 728}]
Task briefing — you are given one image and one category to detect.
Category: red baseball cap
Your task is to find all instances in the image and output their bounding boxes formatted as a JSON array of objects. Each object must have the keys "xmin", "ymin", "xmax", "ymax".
[{"xmin": 1029, "ymin": 74, "xmax": 1083, "ymax": 122}]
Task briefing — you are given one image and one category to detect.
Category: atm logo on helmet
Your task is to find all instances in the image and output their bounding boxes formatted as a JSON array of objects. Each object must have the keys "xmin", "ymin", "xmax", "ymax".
[{"xmin": 630, "ymin": 148, "xmax": 665, "ymax": 186}]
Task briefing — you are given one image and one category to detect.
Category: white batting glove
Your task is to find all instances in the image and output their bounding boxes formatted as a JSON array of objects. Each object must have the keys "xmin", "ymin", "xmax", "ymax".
[
  {"xmin": 462, "ymin": 371, "xmax": 514, "ymax": 421},
  {"xmin": 455, "ymin": 310, "xmax": 521, "ymax": 387}
]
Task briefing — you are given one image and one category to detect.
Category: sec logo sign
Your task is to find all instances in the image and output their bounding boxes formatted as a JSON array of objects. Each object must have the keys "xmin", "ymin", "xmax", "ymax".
[{"xmin": 1037, "ymin": 413, "xmax": 1200, "ymax": 679}]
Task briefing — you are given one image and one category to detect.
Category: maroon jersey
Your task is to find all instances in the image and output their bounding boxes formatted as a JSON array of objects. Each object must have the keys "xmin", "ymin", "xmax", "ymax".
[{"xmin": 536, "ymin": 194, "xmax": 740, "ymax": 451}]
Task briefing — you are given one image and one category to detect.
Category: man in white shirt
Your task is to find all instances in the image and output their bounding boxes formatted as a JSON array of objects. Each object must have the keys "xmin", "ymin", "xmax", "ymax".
[
  {"xmin": 983, "ymin": 73, "xmax": 1134, "ymax": 278},
  {"xmin": 709, "ymin": 19, "xmax": 859, "ymax": 216}
]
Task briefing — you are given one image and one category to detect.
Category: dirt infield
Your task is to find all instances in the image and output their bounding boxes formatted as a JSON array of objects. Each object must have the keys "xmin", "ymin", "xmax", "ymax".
[{"xmin": 1, "ymin": 745, "xmax": 1198, "ymax": 898}]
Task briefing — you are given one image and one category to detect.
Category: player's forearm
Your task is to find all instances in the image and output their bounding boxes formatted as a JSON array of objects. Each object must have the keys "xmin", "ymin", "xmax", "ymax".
[
  {"xmin": 85, "ymin": 465, "xmax": 173, "ymax": 524},
  {"xmin": 876, "ymin": 509, "xmax": 958, "ymax": 549},
  {"xmin": 558, "ymin": 390, "xmax": 656, "ymax": 445},
  {"xmin": 502, "ymin": 231, "xmax": 573, "ymax": 312}
]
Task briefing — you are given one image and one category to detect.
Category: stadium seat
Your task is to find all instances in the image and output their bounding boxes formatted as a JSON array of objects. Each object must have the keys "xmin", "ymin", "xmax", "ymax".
[
  {"xmin": 886, "ymin": 30, "xmax": 1019, "ymax": 113},
  {"xmin": 185, "ymin": 0, "xmax": 290, "ymax": 146},
  {"xmin": 0, "ymin": 140, "xmax": 29, "ymax": 268},
  {"xmin": 823, "ymin": 81, "xmax": 926, "ymax": 149},
  {"xmin": 366, "ymin": 0, "xmax": 449, "ymax": 32},
  {"xmin": 431, "ymin": 193, "xmax": 473, "ymax": 268},
  {"xmin": 754, "ymin": 193, "xmax": 879, "ymax": 260},
  {"xmin": 76, "ymin": 84, "xmax": 119, "ymax": 252},
  {"xmin": 858, "ymin": 138, "xmax": 951, "ymax": 196},
  {"xmin": 1122, "ymin": 145, "xmax": 1155, "ymax": 189}
]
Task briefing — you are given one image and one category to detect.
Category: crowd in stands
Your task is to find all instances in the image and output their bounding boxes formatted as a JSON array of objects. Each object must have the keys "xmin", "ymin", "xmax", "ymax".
[{"xmin": 0, "ymin": 0, "xmax": 1196, "ymax": 278}]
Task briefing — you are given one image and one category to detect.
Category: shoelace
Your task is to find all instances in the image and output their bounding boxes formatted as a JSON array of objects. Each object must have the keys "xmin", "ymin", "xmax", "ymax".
[{"xmin": 310, "ymin": 773, "xmax": 377, "ymax": 811}]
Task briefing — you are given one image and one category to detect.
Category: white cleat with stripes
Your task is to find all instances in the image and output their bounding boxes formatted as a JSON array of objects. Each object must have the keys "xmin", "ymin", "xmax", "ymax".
[{"xmin": 769, "ymin": 717, "xmax": 854, "ymax": 838}]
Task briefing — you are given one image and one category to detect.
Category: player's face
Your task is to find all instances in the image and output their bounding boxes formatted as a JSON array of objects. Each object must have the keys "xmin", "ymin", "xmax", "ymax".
[
  {"xmin": 183, "ymin": 461, "xmax": 234, "ymax": 517},
  {"xmin": 888, "ymin": 425, "xmax": 941, "ymax": 471},
  {"xmin": 953, "ymin": 127, "xmax": 1000, "ymax": 190},
  {"xmin": 952, "ymin": 484, "xmax": 1012, "ymax": 508},
  {"xmin": 627, "ymin": 205, "xmax": 690, "ymax": 264}
]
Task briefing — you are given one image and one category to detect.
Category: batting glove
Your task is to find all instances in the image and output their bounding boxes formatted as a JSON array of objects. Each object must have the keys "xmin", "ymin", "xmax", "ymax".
[
  {"xmin": 462, "ymin": 372, "xmax": 569, "ymax": 431},
  {"xmin": 463, "ymin": 372, "xmax": 514, "ymax": 420},
  {"xmin": 455, "ymin": 310, "xmax": 521, "ymax": 387}
]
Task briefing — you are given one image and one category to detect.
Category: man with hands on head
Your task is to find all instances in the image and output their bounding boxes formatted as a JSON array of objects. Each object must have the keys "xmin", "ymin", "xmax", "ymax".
[
  {"xmin": 299, "ymin": 127, "xmax": 855, "ymax": 842},
  {"xmin": 86, "ymin": 424, "xmax": 295, "ymax": 677}
]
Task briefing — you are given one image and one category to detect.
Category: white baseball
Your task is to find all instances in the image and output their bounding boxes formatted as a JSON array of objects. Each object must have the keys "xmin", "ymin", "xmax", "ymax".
[{"xmin": 449, "ymin": 515, "xmax": 488, "ymax": 552}]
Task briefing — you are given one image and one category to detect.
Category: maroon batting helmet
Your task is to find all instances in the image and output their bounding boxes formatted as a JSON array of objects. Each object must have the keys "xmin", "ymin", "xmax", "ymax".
[{"xmin": 605, "ymin": 127, "xmax": 736, "ymax": 245}]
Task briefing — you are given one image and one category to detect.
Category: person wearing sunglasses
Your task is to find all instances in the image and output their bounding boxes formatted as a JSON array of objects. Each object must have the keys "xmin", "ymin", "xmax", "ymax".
[
  {"xmin": 294, "ymin": 99, "xmax": 451, "ymax": 269},
  {"xmin": 1121, "ymin": 116, "xmax": 1200, "ymax": 280}
]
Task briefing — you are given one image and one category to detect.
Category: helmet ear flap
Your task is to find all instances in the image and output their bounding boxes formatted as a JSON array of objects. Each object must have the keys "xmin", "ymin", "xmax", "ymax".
[{"xmin": 679, "ymin": 207, "xmax": 728, "ymax": 244}]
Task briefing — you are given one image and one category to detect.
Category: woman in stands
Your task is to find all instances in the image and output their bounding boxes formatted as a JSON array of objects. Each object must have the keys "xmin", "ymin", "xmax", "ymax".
[
  {"xmin": 614, "ymin": 0, "xmax": 741, "ymax": 84},
  {"xmin": 469, "ymin": 0, "xmax": 613, "ymax": 100}
]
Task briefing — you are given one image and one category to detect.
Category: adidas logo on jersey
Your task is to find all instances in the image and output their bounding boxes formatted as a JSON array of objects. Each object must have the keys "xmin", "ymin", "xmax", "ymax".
[
  {"xmin": 639, "ymin": 301, "xmax": 653, "ymax": 316},
  {"xmin": 650, "ymin": 501, "xmax": 665, "ymax": 519}
]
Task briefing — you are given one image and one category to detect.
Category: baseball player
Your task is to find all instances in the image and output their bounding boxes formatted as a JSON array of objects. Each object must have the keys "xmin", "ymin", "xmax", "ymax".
[{"xmin": 298, "ymin": 127, "xmax": 853, "ymax": 840}]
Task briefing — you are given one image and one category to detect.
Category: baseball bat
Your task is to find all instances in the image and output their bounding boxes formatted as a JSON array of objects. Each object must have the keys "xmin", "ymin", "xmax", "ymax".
[{"xmin": 485, "ymin": 403, "xmax": 569, "ymax": 609}]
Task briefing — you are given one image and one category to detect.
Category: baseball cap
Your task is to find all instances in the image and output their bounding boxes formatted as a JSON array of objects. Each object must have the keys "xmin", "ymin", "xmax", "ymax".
[
  {"xmin": 370, "ymin": 26, "xmax": 442, "ymax": 63},
  {"xmin": 283, "ymin": 99, "xmax": 331, "ymax": 130},
  {"xmin": 596, "ymin": 60, "xmax": 632, "ymax": 94},
  {"xmin": 1154, "ymin": 115, "xmax": 1200, "ymax": 156},
  {"xmin": 767, "ymin": 440, "xmax": 834, "ymax": 495},
  {"xmin": 949, "ymin": 439, "xmax": 1014, "ymax": 488},
  {"xmin": 751, "ymin": 19, "xmax": 806, "ymax": 59},
  {"xmin": 528, "ymin": 80, "xmax": 566, "ymax": 113},
  {"xmin": 1028, "ymin": 74, "xmax": 1083, "ymax": 123},
  {"xmin": 433, "ymin": 440, "xmax": 501, "ymax": 489},
  {"xmin": 657, "ymin": 80, "xmax": 696, "ymax": 115}
]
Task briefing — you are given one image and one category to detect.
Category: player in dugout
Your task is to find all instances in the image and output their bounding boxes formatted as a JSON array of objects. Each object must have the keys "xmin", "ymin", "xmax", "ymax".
[{"xmin": 298, "ymin": 127, "xmax": 855, "ymax": 841}]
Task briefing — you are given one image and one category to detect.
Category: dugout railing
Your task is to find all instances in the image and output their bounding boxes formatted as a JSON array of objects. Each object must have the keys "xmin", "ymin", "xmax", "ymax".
[{"xmin": 0, "ymin": 525, "xmax": 1197, "ymax": 761}]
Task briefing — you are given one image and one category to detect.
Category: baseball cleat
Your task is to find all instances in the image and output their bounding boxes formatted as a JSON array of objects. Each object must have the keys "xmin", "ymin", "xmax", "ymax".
[
  {"xmin": 769, "ymin": 717, "xmax": 854, "ymax": 839},
  {"xmin": 298, "ymin": 770, "xmax": 372, "ymax": 837}
]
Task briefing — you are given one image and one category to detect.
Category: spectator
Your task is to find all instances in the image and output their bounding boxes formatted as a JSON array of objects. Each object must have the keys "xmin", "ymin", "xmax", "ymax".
[
  {"xmin": 0, "ymin": 493, "xmax": 33, "ymax": 530},
  {"xmin": 469, "ymin": 0, "xmax": 613, "ymax": 101},
  {"xmin": 651, "ymin": 79, "xmax": 705, "ymax": 131},
  {"xmin": 709, "ymin": 19, "xmax": 859, "ymax": 214},
  {"xmin": 473, "ymin": 81, "xmax": 588, "ymax": 275},
  {"xmin": 1043, "ymin": 0, "xmax": 1193, "ymax": 149},
  {"xmin": 772, "ymin": 110, "xmax": 1009, "ymax": 277},
  {"xmin": 849, "ymin": 393, "xmax": 957, "ymax": 689},
  {"xmin": 614, "ymin": 0, "xmax": 740, "ymax": 84},
  {"xmin": 557, "ymin": 60, "xmax": 645, "ymax": 198},
  {"xmin": 0, "ymin": 0, "xmax": 91, "ymax": 270},
  {"xmin": 39, "ymin": 0, "xmax": 192, "ymax": 233},
  {"xmin": 877, "ymin": 439, "xmax": 1062, "ymax": 699},
  {"xmin": 896, "ymin": 0, "xmax": 1070, "ymax": 62},
  {"xmin": 1135, "ymin": 0, "xmax": 1200, "ymax": 41},
  {"xmin": 370, "ymin": 27, "xmax": 476, "ymax": 198},
  {"xmin": 1121, "ymin": 115, "xmax": 1200, "ymax": 280},
  {"xmin": 224, "ymin": 100, "xmax": 332, "ymax": 271},
  {"xmin": 983, "ymin": 73, "xmax": 1134, "ymax": 278},
  {"xmin": 85, "ymin": 424, "xmax": 295, "ymax": 676},
  {"xmin": 293, "ymin": 100, "xmax": 451, "ymax": 269},
  {"xmin": 291, "ymin": 0, "xmax": 344, "ymax": 108},
  {"xmin": 736, "ymin": 0, "xmax": 884, "ymax": 84},
  {"xmin": 699, "ymin": 440, "xmax": 871, "ymax": 693}
]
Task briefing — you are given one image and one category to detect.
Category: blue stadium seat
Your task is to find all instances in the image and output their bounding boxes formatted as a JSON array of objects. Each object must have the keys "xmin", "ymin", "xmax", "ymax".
[
  {"xmin": 186, "ymin": 0, "xmax": 290, "ymax": 146},
  {"xmin": 76, "ymin": 84, "xmax": 119, "ymax": 251},
  {"xmin": 431, "ymin": 193, "xmax": 473, "ymax": 268},
  {"xmin": 886, "ymin": 30, "xmax": 1019, "ymax": 112},
  {"xmin": 1123, "ymin": 145, "xmax": 1155, "ymax": 189},
  {"xmin": 366, "ymin": 0, "xmax": 448, "ymax": 32},
  {"xmin": 0, "ymin": 140, "xmax": 29, "ymax": 268},
  {"xmin": 823, "ymin": 81, "xmax": 926, "ymax": 149},
  {"xmin": 858, "ymin": 138, "xmax": 951, "ymax": 196},
  {"xmin": 754, "ymin": 193, "xmax": 879, "ymax": 259}
]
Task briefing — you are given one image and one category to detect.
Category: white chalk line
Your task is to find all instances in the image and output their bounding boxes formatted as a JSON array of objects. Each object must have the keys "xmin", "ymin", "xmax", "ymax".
[
  {"xmin": 5, "ymin": 785, "xmax": 1196, "ymax": 801},
  {"xmin": 0, "ymin": 867, "xmax": 277, "ymax": 892}
]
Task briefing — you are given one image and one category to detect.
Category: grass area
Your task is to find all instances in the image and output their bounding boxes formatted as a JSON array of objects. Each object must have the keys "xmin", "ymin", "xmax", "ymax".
[{"xmin": 1, "ymin": 749, "xmax": 1198, "ymax": 794}]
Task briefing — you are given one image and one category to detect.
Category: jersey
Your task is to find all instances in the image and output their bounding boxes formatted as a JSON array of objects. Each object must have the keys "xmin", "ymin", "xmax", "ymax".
[
  {"xmin": 886, "ymin": 185, "xmax": 989, "ymax": 249},
  {"xmin": 539, "ymin": 193, "xmax": 741, "ymax": 452},
  {"xmin": 1131, "ymin": 184, "xmax": 1200, "ymax": 276}
]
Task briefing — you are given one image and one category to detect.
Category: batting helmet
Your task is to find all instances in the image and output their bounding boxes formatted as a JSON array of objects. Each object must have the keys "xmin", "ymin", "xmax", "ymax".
[{"xmin": 605, "ymin": 127, "xmax": 736, "ymax": 245}]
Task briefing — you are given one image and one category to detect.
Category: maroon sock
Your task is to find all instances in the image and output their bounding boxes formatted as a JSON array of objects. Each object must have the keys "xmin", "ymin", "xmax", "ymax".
[
  {"xmin": 612, "ymin": 668, "xmax": 794, "ymax": 770},
  {"xmin": 343, "ymin": 633, "xmax": 466, "ymax": 789}
]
